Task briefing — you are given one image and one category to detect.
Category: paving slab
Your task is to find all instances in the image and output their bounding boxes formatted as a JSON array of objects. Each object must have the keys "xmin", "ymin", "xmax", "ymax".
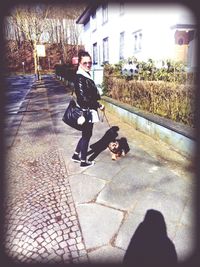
[
  {"xmin": 83, "ymin": 160, "xmax": 123, "ymax": 181},
  {"xmin": 173, "ymin": 223, "xmax": 196, "ymax": 263},
  {"xmin": 68, "ymin": 173, "xmax": 106, "ymax": 204},
  {"xmin": 179, "ymin": 196, "xmax": 195, "ymax": 228},
  {"xmin": 97, "ymin": 178, "xmax": 145, "ymax": 211},
  {"xmin": 88, "ymin": 245, "xmax": 125, "ymax": 264},
  {"xmin": 132, "ymin": 189, "xmax": 188, "ymax": 225},
  {"xmin": 148, "ymin": 166, "xmax": 194, "ymax": 198},
  {"xmin": 114, "ymin": 212, "xmax": 145, "ymax": 250},
  {"xmin": 76, "ymin": 203, "xmax": 124, "ymax": 249}
]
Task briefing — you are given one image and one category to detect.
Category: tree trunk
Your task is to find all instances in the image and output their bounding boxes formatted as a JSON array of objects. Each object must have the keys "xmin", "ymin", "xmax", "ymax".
[{"xmin": 33, "ymin": 41, "xmax": 39, "ymax": 79}]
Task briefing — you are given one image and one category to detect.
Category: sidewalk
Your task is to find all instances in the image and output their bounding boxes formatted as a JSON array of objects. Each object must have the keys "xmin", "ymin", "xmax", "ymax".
[{"xmin": 3, "ymin": 75, "xmax": 196, "ymax": 265}]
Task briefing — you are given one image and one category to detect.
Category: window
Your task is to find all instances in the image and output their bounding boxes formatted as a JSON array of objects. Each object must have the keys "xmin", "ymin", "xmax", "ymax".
[
  {"xmin": 134, "ymin": 34, "xmax": 138, "ymax": 51},
  {"xmin": 103, "ymin": 37, "xmax": 109, "ymax": 63},
  {"xmin": 133, "ymin": 30, "xmax": 143, "ymax": 52},
  {"xmin": 119, "ymin": 2, "xmax": 124, "ymax": 15},
  {"xmin": 102, "ymin": 3, "xmax": 108, "ymax": 24},
  {"xmin": 119, "ymin": 32, "xmax": 125, "ymax": 60},
  {"xmin": 99, "ymin": 45, "xmax": 102, "ymax": 65},
  {"xmin": 91, "ymin": 12, "xmax": 97, "ymax": 31},
  {"xmin": 93, "ymin": 43, "xmax": 98, "ymax": 64},
  {"xmin": 138, "ymin": 32, "xmax": 142, "ymax": 50}
]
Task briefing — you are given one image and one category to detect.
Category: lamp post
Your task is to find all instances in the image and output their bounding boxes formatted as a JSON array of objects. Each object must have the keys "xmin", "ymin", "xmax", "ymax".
[
  {"xmin": 22, "ymin": 61, "xmax": 25, "ymax": 74},
  {"xmin": 48, "ymin": 57, "xmax": 51, "ymax": 70},
  {"xmin": 37, "ymin": 57, "xmax": 40, "ymax": 80}
]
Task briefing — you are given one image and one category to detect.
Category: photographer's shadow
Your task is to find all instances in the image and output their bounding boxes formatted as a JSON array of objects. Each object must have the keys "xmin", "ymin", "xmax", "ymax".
[{"xmin": 123, "ymin": 209, "xmax": 178, "ymax": 267}]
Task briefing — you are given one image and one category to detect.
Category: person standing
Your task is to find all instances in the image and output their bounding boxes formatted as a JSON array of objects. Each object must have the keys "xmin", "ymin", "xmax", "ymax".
[{"xmin": 71, "ymin": 50, "xmax": 104, "ymax": 168}]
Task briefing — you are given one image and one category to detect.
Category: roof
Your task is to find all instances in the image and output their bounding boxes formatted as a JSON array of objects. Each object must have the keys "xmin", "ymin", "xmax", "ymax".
[
  {"xmin": 170, "ymin": 24, "xmax": 196, "ymax": 31},
  {"xmin": 76, "ymin": 2, "xmax": 99, "ymax": 24}
]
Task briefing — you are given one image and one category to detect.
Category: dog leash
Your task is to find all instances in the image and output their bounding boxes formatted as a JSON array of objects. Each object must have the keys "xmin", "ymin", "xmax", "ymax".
[{"xmin": 100, "ymin": 109, "xmax": 111, "ymax": 128}]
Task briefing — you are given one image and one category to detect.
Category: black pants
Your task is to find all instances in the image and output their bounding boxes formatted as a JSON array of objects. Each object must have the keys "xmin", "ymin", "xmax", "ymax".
[{"xmin": 75, "ymin": 123, "xmax": 94, "ymax": 161}]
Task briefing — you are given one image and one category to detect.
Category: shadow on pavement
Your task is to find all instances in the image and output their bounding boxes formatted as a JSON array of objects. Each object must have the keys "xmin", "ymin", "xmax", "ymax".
[{"xmin": 123, "ymin": 209, "xmax": 178, "ymax": 267}]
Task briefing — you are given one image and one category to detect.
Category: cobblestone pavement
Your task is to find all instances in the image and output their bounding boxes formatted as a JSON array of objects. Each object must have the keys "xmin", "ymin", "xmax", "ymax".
[{"xmin": 3, "ymin": 80, "xmax": 88, "ymax": 264}]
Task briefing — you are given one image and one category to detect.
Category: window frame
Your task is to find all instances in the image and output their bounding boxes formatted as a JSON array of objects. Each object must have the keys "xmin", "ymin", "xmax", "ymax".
[
  {"xmin": 103, "ymin": 37, "xmax": 109, "ymax": 63},
  {"xmin": 119, "ymin": 31, "xmax": 125, "ymax": 60},
  {"xmin": 133, "ymin": 29, "xmax": 143, "ymax": 53},
  {"xmin": 91, "ymin": 11, "xmax": 97, "ymax": 32},
  {"xmin": 119, "ymin": 2, "xmax": 125, "ymax": 15},
  {"xmin": 93, "ymin": 42, "xmax": 98, "ymax": 64},
  {"xmin": 102, "ymin": 3, "xmax": 108, "ymax": 24}
]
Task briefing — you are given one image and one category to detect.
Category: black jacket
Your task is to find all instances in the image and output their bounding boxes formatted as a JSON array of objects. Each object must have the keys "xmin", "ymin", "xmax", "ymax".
[{"xmin": 74, "ymin": 74, "xmax": 101, "ymax": 110}]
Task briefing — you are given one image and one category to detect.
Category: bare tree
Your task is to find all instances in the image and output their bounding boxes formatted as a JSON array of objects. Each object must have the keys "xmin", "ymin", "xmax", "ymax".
[
  {"xmin": 9, "ymin": 4, "xmax": 52, "ymax": 76},
  {"xmin": 5, "ymin": 2, "xmax": 86, "ymax": 73},
  {"xmin": 47, "ymin": 3, "xmax": 85, "ymax": 62}
]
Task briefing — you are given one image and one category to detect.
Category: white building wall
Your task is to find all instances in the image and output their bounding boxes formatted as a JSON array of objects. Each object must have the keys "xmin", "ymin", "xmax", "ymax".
[
  {"xmin": 78, "ymin": 3, "xmax": 196, "ymax": 84},
  {"xmin": 89, "ymin": 3, "xmax": 179, "ymax": 65}
]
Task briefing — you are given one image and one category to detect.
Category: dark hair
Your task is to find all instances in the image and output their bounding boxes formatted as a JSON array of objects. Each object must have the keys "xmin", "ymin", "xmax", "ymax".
[{"xmin": 78, "ymin": 50, "xmax": 91, "ymax": 63}]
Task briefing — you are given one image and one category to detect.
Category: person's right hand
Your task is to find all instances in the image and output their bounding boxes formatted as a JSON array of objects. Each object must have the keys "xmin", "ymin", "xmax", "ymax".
[{"xmin": 99, "ymin": 104, "xmax": 105, "ymax": 111}]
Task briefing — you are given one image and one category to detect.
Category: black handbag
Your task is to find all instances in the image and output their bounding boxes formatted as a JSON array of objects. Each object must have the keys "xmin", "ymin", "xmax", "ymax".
[{"xmin": 62, "ymin": 99, "xmax": 91, "ymax": 131}]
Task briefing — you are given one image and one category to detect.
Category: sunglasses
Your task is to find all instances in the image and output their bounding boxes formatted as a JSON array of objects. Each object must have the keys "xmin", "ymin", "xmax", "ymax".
[{"xmin": 82, "ymin": 61, "xmax": 92, "ymax": 66}]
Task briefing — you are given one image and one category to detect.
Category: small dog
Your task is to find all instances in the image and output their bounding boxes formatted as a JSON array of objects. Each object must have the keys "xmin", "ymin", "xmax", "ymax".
[
  {"xmin": 87, "ymin": 126, "xmax": 119, "ymax": 161},
  {"xmin": 108, "ymin": 137, "xmax": 130, "ymax": 160}
]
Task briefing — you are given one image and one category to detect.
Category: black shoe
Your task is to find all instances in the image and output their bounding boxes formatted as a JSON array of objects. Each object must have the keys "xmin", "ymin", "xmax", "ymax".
[
  {"xmin": 80, "ymin": 160, "xmax": 94, "ymax": 168},
  {"xmin": 71, "ymin": 154, "xmax": 81, "ymax": 163}
]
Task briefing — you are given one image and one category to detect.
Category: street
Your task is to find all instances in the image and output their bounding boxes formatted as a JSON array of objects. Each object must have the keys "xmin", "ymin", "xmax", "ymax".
[
  {"xmin": 4, "ymin": 75, "xmax": 36, "ymax": 147},
  {"xmin": 5, "ymin": 74, "xmax": 36, "ymax": 115}
]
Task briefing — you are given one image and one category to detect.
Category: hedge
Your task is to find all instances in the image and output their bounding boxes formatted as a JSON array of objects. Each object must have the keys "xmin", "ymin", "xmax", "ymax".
[
  {"xmin": 103, "ymin": 74, "xmax": 195, "ymax": 127},
  {"xmin": 55, "ymin": 64, "xmax": 77, "ymax": 82}
]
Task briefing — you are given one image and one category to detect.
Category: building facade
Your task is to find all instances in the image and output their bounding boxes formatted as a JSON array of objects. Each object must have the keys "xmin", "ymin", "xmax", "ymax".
[{"xmin": 76, "ymin": 2, "xmax": 197, "ymax": 86}]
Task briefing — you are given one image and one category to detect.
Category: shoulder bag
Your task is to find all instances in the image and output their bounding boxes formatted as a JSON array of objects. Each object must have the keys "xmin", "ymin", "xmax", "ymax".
[{"xmin": 62, "ymin": 99, "xmax": 91, "ymax": 131}]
